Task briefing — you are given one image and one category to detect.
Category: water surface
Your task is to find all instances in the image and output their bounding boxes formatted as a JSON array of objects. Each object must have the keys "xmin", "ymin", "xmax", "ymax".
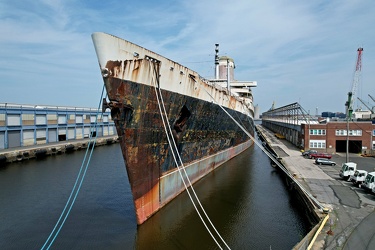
[{"xmin": 0, "ymin": 141, "xmax": 310, "ymax": 249}]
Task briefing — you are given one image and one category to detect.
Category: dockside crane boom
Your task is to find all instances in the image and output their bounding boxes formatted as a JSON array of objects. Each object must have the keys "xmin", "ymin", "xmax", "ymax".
[
  {"xmin": 369, "ymin": 94, "xmax": 375, "ymax": 103},
  {"xmin": 345, "ymin": 47, "xmax": 363, "ymax": 120},
  {"xmin": 357, "ymin": 97, "xmax": 374, "ymax": 114}
]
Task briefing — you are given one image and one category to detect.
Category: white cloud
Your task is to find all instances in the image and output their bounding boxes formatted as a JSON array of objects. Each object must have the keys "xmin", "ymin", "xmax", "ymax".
[{"xmin": 0, "ymin": 0, "xmax": 374, "ymax": 113}]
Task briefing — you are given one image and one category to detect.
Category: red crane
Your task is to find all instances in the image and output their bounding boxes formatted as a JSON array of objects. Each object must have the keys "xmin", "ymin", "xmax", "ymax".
[{"xmin": 345, "ymin": 47, "xmax": 363, "ymax": 120}]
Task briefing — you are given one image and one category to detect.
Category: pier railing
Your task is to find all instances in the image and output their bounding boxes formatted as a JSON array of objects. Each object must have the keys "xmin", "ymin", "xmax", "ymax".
[{"xmin": 0, "ymin": 103, "xmax": 102, "ymax": 112}]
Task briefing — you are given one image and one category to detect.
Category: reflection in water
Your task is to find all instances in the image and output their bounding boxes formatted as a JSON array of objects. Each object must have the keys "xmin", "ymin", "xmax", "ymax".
[
  {"xmin": 0, "ymin": 142, "xmax": 309, "ymax": 250},
  {"xmin": 136, "ymin": 143, "xmax": 310, "ymax": 249}
]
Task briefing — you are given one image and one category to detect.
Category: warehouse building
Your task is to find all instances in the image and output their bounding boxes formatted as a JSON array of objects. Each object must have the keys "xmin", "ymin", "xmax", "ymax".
[
  {"xmin": 300, "ymin": 120, "xmax": 375, "ymax": 154},
  {"xmin": 0, "ymin": 103, "xmax": 116, "ymax": 149},
  {"xmin": 262, "ymin": 102, "xmax": 375, "ymax": 155}
]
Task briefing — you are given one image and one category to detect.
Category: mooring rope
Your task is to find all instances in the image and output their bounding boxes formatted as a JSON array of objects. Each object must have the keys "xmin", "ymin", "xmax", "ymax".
[
  {"xmin": 41, "ymin": 86, "xmax": 105, "ymax": 250},
  {"xmin": 202, "ymin": 85, "xmax": 325, "ymax": 210},
  {"xmin": 149, "ymin": 60, "xmax": 230, "ymax": 250}
]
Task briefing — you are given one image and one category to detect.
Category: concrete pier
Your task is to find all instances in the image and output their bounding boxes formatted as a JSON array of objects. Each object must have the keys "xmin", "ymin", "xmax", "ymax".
[
  {"xmin": 256, "ymin": 125, "xmax": 375, "ymax": 250},
  {"xmin": 0, "ymin": 135, "xmax": 118, "ymax": 164}
]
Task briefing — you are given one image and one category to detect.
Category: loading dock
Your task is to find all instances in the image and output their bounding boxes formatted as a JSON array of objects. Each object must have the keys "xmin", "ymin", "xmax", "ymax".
[{"xmin": 335, "ymin": 140, "xmax": 362, "ymax": 153}]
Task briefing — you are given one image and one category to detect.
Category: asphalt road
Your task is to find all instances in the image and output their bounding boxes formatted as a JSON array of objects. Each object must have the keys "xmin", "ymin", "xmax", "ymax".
[
  {"xmin": 313, "ymin": 153, "xmax": 375, "ymax": 250},
  {"xmin": 256, "ymin": 125, "xmax": 375, "ymax": 250},
  {"xmin": 290, "ymin": 151, "xmax": 375, "ymax": 250},
  {"xmin": 318, "ymin": 153, "xmax": 375, "ymax": 208}
]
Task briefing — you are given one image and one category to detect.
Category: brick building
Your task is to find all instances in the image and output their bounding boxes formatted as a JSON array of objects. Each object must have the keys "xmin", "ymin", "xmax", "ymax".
[{"xmin": 301, "ymin": 120, "xmax": 375, "ymax": 154}]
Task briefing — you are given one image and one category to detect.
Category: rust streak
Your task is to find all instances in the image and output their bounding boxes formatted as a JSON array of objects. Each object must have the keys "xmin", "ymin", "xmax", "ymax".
[{"xmin": 105, "ymin": 60, "xmax": 122, "ymax": 78}]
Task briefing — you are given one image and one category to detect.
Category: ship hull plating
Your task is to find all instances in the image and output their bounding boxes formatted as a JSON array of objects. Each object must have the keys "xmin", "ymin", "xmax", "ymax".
[
  {"xmin": 92, "ymin": 32, "xmax": 255, "ymax": 225},
  {"xmin": 106, "ymin": 77, "xmax": 253, "ymax": 224}
]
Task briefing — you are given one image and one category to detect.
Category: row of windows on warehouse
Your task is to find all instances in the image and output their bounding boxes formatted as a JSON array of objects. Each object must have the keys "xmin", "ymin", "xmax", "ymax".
[{"xmin": 0, "ymin": 104, "xmax": 117, "ymax": 149}]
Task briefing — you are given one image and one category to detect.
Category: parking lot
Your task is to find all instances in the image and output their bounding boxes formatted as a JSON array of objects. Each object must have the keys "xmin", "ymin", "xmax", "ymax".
[
  {"xmin": 257, "ymin": 124, "xmax": 375, "ymax": 249},
  {"xmin": 311, "ymin": 152, "xmax": 375, "ymax": 207}
]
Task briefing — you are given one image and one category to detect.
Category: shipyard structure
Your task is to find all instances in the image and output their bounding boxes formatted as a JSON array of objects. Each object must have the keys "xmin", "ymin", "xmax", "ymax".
[
  {"xmin": 262, "ymin": 102, "xmax": 375, "ymax": 156},
  {"xmin": 0, "ymin": 103, "xmax": 116, "ymax": 150}
]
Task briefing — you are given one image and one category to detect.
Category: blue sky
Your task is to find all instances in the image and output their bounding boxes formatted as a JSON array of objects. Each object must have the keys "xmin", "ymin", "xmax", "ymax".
[{"xmin": 1, "ymin": 0, "xmax": 375, "ymax": 114}]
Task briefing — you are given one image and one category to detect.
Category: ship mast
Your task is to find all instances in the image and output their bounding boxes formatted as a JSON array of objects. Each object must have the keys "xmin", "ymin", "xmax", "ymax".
[
  {"xmin": 215, "ymin": 44, "xmax": 219, "ymax": 79},
  {"xmin": 227, "ymin": 59, "xmax": 230, "ymax": 92}
]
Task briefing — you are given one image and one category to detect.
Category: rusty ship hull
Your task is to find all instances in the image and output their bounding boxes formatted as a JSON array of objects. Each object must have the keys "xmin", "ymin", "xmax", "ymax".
[{"xmin": 92, "ymin": 32, "xmax": 255, "ymax": 225}]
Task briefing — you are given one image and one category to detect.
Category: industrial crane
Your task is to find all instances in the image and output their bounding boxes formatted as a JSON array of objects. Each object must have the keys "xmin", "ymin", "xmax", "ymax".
[
  {"xmin": 369, "ymin": 94, "xmax": 375, "ymax": 103},
  {"xmin": 345, "ymin": 47, "xmax": 363, "ymax": 120},
  {"xmin": 344, "ymin": 48, "xmax": 363, "ymax": 162},
  {"xmin": 357, "ymin": 97, "xmax": 374, "ymax": 114}
]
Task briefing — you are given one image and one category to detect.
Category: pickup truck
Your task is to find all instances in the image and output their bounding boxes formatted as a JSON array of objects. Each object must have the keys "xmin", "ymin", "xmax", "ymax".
[{"xmin": 309, "ymin": 152, "xmax": 332, "ymax": 159}]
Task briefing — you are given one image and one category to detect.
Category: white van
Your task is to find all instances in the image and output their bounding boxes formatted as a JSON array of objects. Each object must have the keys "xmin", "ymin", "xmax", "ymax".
[
  {"xmin": 339, "ymin": 162, "xmax": 357, "ymax": 180},
  {"xmin": 349, "ymin": 170, "xmax": 368, "ymax": 187},
  {"xmin": 363, "ymin": 172, "xmax": 375, "ymax": 192}
]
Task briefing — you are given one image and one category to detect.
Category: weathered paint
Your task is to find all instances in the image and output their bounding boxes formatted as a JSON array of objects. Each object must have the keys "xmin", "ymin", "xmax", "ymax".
[
  {"xmin": 106, "ymin": 76, "xmax": 254, "ymax": 224},
  {"xmin": 134, "ymin": 182, "xmax": 160, "ymax": 224},
  {"xmin": 92, "ymin": 32, "xmax": 256, "ymax": 225},
  {"xmin": 160, "ymin": 140, "xmax": 253, "ymax": 207},
  {"xmin": 92, "ymin": 32, "xmax": 253, "ymax": 118}
]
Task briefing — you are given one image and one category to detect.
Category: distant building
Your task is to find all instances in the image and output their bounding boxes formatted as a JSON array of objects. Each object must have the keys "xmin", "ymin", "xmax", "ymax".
[
  {"xmin": 262, "ymin": 103, "xmax": 375, "ymax": 155},
  {"xmin": 301, "ymin": 120, "xmax": 375, "ymax": 154},
  {"xmin": 353, "ymin": 110, "xmax": 373, "ymax": 120},
  {"xmin": 0, "ymin": 103, "xmax": 116, "ymax": 149},
  {"xmin": 254, "ymin": 105, "xmax": 260, "ymax": 120},
  {"xmin": 321, "ymin": 112, "xmax": 346, "ymax": 119}
]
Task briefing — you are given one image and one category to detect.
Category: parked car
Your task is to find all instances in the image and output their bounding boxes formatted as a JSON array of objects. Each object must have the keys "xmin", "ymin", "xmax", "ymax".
[
  {"xmin": 302, "ymin": 150, "xmax": 318, "ymax": 157},
  {"xmin": 315, "ymin": 158, "xmax": 336, "ymax": 166},
  {"xmin": 309, "ymin": 152, "xmax": 332, "ymax": 159}
]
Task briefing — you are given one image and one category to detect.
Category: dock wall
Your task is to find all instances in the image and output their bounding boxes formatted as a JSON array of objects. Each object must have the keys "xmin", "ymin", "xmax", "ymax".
[
  {"xmin": 0, "ymin": 136, "xmax": 118, "ymax": 164},
  {"xmin": 255, "ymin": 125, "xmax": 325, "ymax": 250}
]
